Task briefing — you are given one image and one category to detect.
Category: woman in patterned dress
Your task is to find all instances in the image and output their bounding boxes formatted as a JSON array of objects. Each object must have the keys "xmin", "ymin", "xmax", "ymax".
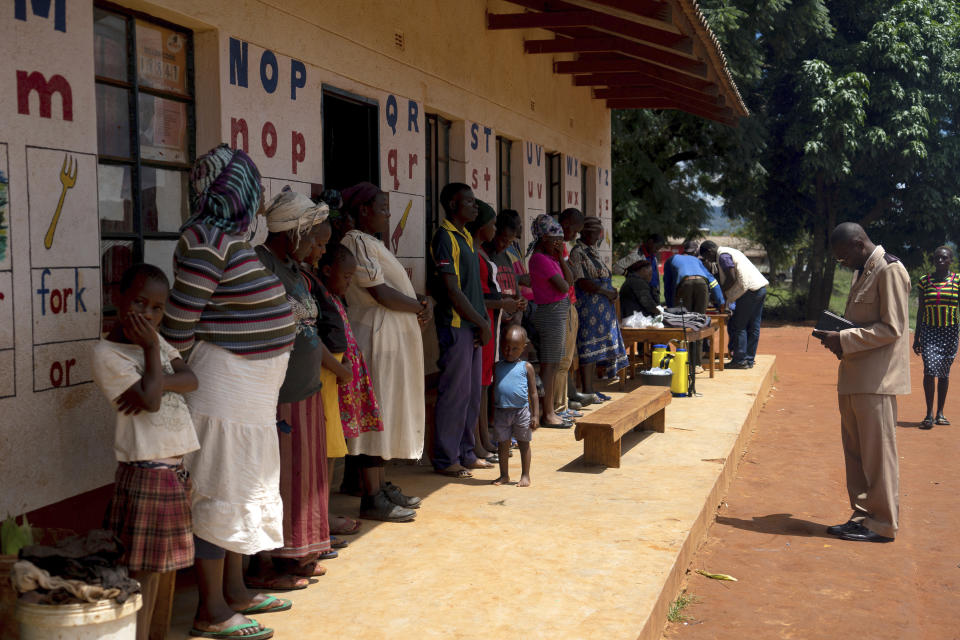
[
  {"xmin": 914, "ymin": 246, "xmax": 960, "ymax": 429},
  {"xmin": 568, "ymin": 216, "xmax": 628, "ymax": 398}
]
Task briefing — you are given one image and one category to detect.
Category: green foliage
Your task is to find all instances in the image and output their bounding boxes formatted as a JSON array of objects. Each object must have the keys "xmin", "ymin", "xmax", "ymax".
[
  {"xmin": 667, "ymin": 589, "xmax": 699, "ymax": 623},
  {"xmin": 1, "ymin": 514, "xmax": 33, "ymax": 556}
]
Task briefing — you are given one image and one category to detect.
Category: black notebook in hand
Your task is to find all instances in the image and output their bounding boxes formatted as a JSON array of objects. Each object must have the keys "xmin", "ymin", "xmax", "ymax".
[{"xmin": 813, "ymin": 310, "xmax": 857, "ymax": 334}]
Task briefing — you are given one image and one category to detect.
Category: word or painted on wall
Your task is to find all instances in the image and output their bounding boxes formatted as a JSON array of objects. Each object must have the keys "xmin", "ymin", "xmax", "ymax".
[
  {"xmin": 383, "ymin": 94, "xmax": 421, "ymax": 192},
  {"xmin": 227, "ymin": 37, "xmax": 317, "ymax": 178},
  {"xmin": 525, "ymin": 142, "xmax": 545, "ymax": 203}
]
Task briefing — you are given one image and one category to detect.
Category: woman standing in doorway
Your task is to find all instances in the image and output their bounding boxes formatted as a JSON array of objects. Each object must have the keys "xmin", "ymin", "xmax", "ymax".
[{"xmin": 914, "ymin": 246, "xmax": 960, "ymax": 429}]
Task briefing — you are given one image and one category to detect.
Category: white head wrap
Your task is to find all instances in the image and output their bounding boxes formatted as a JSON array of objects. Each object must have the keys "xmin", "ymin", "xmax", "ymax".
[{"xmin": 264, "ymin": 187, "xmax": 329, "ymax": 236}]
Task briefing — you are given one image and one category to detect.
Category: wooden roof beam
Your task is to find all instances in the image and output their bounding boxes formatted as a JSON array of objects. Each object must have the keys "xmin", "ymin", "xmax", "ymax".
[
  {"xmin": 555, "ymin": 60, "xmax": 714, "ymax": 91},
  {"xmin": 561, "ymin": 0, "xmax": 672, "ymax": 23},
  {"xmin": 487, "ymin": 10, "xmax": 691, "ymax": 51},
  {"xmin": 524, "ymin": 36, "xmax": 706, "ymax": 74},
  {"xmin": 572, "ymin": 71, "xmax": 718, "ymax": 96},
  {"xmin": 605, "ymin": 97, "xmax": 735, "ymax": 124},
  {"xmin": 593, "ymin": 85, "xmax": 725, "ymax": 108}
]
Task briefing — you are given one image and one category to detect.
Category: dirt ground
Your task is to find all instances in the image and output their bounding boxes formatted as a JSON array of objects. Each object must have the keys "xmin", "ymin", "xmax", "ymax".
[{"xmin": 662, "ymin": 325, "xmax": 960, "ymax": 640}]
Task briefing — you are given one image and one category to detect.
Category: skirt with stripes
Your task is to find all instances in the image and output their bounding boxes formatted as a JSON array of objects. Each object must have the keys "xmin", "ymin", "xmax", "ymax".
[
  {"xmin": 105, "ymin": 463, "xmax": 193, "ymax": 573},
  {"xmin": 919, "ymin": 322, "xmax": 959, "ymax": 378},
  {"xmin": 531, "ymin": 298, "xmax": 570, "ymax": 364},
  {"xmin": 274, "ymin": 392, "xmax": 331, "ymax": 558}
]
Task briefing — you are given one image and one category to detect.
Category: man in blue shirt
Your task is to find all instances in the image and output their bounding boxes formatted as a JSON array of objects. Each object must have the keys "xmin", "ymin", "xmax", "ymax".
[{"xmin": 663, "ymin": 240, "xmax": 726, "ymax": 312}]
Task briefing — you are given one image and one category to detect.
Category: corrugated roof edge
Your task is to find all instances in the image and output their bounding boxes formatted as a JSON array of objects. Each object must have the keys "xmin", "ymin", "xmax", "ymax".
[{"xmin": 676, "ymin": 0, "xmax": 749, "ymax": 117}]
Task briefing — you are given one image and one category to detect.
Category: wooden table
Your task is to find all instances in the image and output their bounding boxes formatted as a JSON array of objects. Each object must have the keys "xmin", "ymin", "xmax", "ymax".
[
  {"xmin": 707, "ymin": 311, "xmax": 731, "ymax": 371},
  {"xmin": 619, "ymin": 325, "xmax": 716, "ymax": 389}
]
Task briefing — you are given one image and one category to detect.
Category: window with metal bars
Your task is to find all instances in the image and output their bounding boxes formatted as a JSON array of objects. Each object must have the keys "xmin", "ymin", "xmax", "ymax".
[
  {"xmin": 496, "ymin": 136, "xmax": 512, "ymax": 212},
  {"xmin": 93, "ymin": 2, "xmax": 195, "ymax": 318},
  {"xmin": 425, "ymin": 113, "xmax": 451, "ymax": 247}
]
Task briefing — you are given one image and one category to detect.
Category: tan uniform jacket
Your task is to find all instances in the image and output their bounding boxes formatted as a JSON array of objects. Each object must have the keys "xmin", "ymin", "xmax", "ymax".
[{"xmin": 838, "ymin": 246, "xmax": 911, "ymax": 395}]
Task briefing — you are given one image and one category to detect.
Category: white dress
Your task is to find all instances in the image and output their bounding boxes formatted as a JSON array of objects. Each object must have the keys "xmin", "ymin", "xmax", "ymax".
[{"xmin": 341, "ymin": 230, "xmax": 425, "ymax": 460}]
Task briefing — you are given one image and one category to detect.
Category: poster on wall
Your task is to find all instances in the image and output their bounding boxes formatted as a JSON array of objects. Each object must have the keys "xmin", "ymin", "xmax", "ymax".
[
  {"xmin": 388, "ymin": 192, "xmax": 424, "ymax": 259},
  {"xmin": 135, "ymin": 20, "xmax": 188, "ymax": 95},
  {"xmin": 26, "ymin": 148, "xmax": 99, "ymax": 269}
]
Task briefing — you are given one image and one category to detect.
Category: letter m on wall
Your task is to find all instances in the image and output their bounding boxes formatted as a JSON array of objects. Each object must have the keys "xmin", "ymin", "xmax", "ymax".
[
  {"xmin": 17, "ymin": 71, "xmax": 73, "ymax": 120},
  {"xmin": 15, "ymin": 0, "xmax": 66, "ymax": 32}
]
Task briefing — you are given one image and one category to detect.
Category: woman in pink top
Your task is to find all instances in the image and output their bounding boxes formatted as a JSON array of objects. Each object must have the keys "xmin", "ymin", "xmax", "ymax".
[{"xmin": 527, "ymin": 214, "xmax": 574, "ymax": 427}]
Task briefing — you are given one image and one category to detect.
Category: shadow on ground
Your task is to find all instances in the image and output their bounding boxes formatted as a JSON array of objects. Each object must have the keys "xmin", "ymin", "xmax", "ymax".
[{"xmin": 714, "ymin": 513, "xmax": 833, "ymax": 539}]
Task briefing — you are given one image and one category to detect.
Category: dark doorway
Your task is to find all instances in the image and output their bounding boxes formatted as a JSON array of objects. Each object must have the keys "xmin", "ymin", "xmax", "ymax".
[{"xmin": 322, "ymin": 88, "xmax": 379, "ymax": 191}]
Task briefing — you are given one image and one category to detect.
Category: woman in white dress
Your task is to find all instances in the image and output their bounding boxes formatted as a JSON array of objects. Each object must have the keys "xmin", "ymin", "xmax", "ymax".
[{"xmin": 339, "ymin": 182, "xmax": 430, "ymax": 519}]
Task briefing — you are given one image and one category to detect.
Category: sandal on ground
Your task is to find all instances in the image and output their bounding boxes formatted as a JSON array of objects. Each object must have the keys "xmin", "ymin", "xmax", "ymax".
[
  {"xmin": 595, "ymin": 392, "xmax": 612, "ymax": 401},
  {"xmin": 935, "ymin": 414, "xmax": 950, "ymax": 425},
  {"xmin": 920, "ymin": 416, "xmax": 934, "ymax": 430},
  {"xmin": 191, "ymin": 620, "xmax": 274, "ymax": 639},
  {"xmin": 245, "ymin": 572, "xmax": 309, "ymax": 591},
  {"xmin": 318, "ymin": 549, "xmax": 338, "ymax": 560},
  {"xmin": 239, "ymin": 595, "xmax": 292, "ymax": 615},
  {"xmin": 540, "ymin": 419, "xmax": 573, "ymax": 429},
  {"xmin": 435, "ymin": 466, "xmax": 472, "ymax": 478},
  {"xmin": 331, "ymin": 536, "xmax": 348, "ymax": 549},
  {"xmin": 485, "ymin": 453, "xmax": 499, "ymax": 463},
  {"xmin": 329, "ymin": 515, "xmax": 362, "ymax": 535},
  {"xmin": 286, "ymin": 561, "xmax": 326, "ymax": 577},
  {"xmin": 465, "ymin": 459, "xmax": 495, "ymax": 469}
]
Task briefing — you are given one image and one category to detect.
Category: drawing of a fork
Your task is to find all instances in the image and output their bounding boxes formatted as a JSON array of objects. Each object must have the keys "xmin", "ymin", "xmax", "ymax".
[{"xmin": 44, "ymin": 155, "xmax": 78, "ymax": 250}]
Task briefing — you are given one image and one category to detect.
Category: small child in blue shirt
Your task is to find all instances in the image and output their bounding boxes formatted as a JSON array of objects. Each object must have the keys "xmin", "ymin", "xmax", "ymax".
[{"xmin": 492, "ymin": 325, "xmax": 538, "ymax": 487}]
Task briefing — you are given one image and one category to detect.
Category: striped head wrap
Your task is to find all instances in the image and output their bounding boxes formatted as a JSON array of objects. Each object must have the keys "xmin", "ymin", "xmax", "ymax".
[
  {"xmin": 265, "ymin": 188, "xmax": 329, "ymax": 249},
  {"xmin": 527, "ymin": 213, "xmax": 564, "ymax": 255},
  {"xmin": 183, "ymin": 144, "xmax": 263, "ymax": 235}
]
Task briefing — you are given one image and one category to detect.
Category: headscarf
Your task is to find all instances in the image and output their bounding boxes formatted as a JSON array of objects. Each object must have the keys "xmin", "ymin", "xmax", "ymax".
[
  {"xmin": 581, "ymin": 216, "xmax": 604, "ymax": 248},
  {"xmin": 527, "ymin": 213, "xmax": 564, "ymax": 255},
  {"xmin": 184, "ymin": 144, "xmax": 262, "ymax": 235},
  {"xmin": 264, "ymin": 187, "xmax": 329, "ymax": 249},
  {"xmin": 341, "ymin": 182, "xmax": 382, "ymax": 214},
  {"xmin": 466, "ymin": 199, "xmax": 497, "ymax": 234}
]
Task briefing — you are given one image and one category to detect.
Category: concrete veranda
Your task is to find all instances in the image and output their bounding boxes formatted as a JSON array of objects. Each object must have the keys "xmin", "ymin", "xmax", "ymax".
[{"xmin": 167, "ymin": 357, "xmax": 775, "ymax": 640}]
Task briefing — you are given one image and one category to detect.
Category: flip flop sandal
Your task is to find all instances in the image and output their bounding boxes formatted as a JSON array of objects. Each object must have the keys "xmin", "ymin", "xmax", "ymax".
[
  {"xmin": 540, "ymin": 420, "xmax": 573, "ymax": 429},
  {"xmin": 245, "ymin": 573, "xmax": 309, "ymax": 591},
  {"xmin": 190, "ymin": 620, "xmax": 274, "ymax": 639},
  {"xmin": 239, "ymin": 595, "xmax": 292, "ymax": 615},
  {"xmin": 485, "ymin": 453, "xmax": 500, "ymax": 463},
  {"xmin": 331, "ymin": 536, "xmax": 349, "ymax": 549},
  {"xmin": 318, "ymin": 549, "xmax": 338, "ymax": 560},
  {"xmin": 920, "ymin": 417, "xmax": 934, "ymax": 430},
  {"xmin": 329, "ymin": 516, "xmax": 362, "ymax": 535},
  {"xmin": 595, "ymin": 392, "xmax": 613, "ymax": 401},
  {"xmin": 935, "ymin": 415, "xmax": 950, "ymax": 425}
]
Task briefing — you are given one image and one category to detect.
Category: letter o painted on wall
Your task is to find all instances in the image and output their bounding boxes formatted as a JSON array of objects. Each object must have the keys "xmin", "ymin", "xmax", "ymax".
[
  {"xmin": 260, "ymin": 50, "xmax": 279, "ymax": 94},
  {"xmin": 262, "ymin": 122, "xmax": 278, "ymax": 158}
]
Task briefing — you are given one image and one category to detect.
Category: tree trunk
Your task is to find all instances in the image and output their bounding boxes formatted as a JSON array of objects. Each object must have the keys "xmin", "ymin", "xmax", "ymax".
[{"xmin": 804, "ymin": 172, "xmax": 829, "ymax": 320}]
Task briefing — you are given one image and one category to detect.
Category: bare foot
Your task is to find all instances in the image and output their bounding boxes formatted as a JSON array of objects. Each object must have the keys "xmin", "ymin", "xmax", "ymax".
[
  {"xmin": 193, "ymin": 612, "xmax": 268, "ymax": 636},
  {"xmin": 491, "ymin": 476, "xmax": 510, "ymax": 485},
  {"xmin": 517, "ymin": 475, "xmax": 531, "ymax": 487}
]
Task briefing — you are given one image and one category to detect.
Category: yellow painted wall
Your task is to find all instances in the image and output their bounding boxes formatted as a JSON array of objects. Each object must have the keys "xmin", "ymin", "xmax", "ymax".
[{"xmin": 0, "ymin": 0, "xmax": 612, "ymax": 514}]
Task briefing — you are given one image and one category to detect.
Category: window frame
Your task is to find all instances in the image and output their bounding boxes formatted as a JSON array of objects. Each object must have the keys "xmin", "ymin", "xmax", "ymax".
[
  {"xmin": 95, "ymin": 1, "xmax": 195, "ymax": 316},
  {"xmin": 425, "ymin": 113, "xmax": 451, "ymax": 246},
  {"xmin": 496, "ymin": 136, "xmax": 512, "ymax": 212},
  {"xmin": 546, "ymin": 152, "xmax": 561, "ymax": 214}
]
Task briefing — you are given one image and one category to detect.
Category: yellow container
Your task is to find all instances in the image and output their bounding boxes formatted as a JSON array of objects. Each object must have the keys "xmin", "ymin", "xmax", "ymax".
[
  {"xmin": 670, "ymin": 348, "xmax": 689, "ymax": 397},
  {"xmin": 651, "ymin": 344, "xmax": 669, "ymax": 369}
]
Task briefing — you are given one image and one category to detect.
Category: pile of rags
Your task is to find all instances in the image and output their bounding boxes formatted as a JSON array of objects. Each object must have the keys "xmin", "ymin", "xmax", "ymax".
[{"xmin": 12, "ymin": 529, "xmax": 140, "ymax": 604}]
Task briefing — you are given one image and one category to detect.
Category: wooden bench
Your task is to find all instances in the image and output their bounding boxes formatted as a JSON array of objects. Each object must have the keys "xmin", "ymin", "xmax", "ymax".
[{"xmin": 573, "ymin": 386, "xmax": 672, "ymax": 468}]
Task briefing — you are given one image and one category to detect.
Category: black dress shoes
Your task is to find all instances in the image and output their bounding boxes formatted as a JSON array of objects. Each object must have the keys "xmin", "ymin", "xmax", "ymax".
[
  {"xmin": 825, "ymin": 520, "xmax": 858, "ymax": 536},
  {"xmin": 569, "ymin": 392, "xmax": 596, "ymax": 407},
  {"xmin": 839, "ymin": 523, "xmax": 894, "ymax": 543}
]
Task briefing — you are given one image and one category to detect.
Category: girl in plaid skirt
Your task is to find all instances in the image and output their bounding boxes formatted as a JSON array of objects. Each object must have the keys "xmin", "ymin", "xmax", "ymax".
[{"xmin": 92, "ymin": 264, "xmax": 200, "ymax": 640}]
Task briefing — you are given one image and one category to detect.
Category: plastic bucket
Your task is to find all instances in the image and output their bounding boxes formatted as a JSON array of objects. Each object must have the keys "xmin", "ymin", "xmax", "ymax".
[
  {"xmin": 639, "ymin": 371, "xmax": 673, "ymax": 387},
  {"xmin": 16, "ymin": 594, "xmax": 141, "ymax": 640}
]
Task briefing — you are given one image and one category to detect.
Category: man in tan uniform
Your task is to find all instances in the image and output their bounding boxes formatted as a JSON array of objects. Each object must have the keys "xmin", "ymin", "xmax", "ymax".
[{"xmin": 815, "ymin": 223, "xmax": 910, "ymax": 543}]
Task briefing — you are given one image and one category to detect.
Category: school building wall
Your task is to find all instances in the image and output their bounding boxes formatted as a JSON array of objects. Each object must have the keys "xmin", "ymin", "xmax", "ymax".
[{"xmin": 0, "ymin": 0, "xmax": 613, "ymax": 517}]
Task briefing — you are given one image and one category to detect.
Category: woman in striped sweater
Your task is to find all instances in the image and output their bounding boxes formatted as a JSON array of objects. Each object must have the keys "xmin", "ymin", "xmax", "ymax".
[
  {"xmin": 914, "ymin": 246, "xmax": 960, "ymax": 429},
  {"xmin": 162, "ymin": 144, "xmax": 296, "ymax": 639}
]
